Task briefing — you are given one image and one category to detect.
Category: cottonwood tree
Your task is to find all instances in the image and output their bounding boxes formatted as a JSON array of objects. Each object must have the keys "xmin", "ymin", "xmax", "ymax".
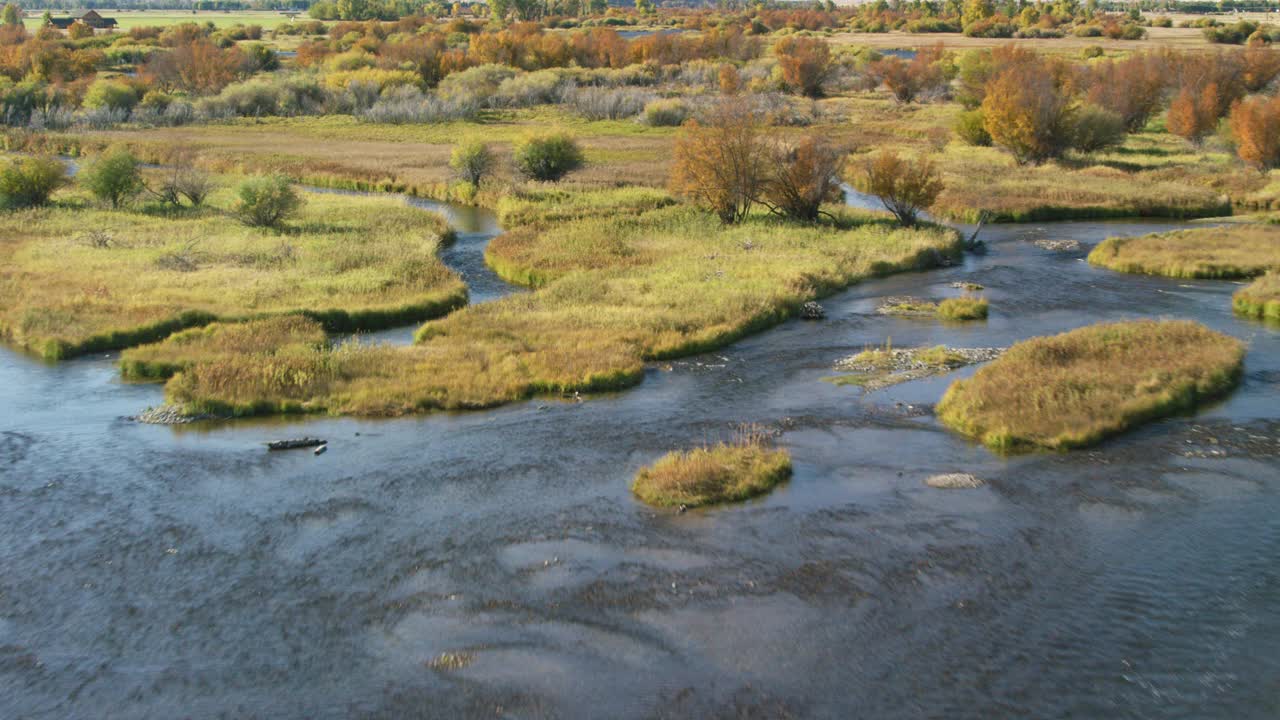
[
  {"xmin": 855, "ymin": 151, "xmax": 944, "ymax": 227},
  {"xmin": 1230, "ymin": 94, "xmax": 1280, "ymax": 170},
  {"xmin": 774, "ymin": 36, "xmax": 833, "ymax": 98},
  {"xmin": 981, "ymin": 62, "xmax": 1076, "ymax": 165},
  {"xmin": 669, "ymin": 98, "xmax": 769, "ymax": 224},
  {"xmin": 450, "ymin": 140, "xmax": 495, "ymax": 186},
  {"xmin": 760, "ymin": 135, "xmax": 843, "ymax": 222}
]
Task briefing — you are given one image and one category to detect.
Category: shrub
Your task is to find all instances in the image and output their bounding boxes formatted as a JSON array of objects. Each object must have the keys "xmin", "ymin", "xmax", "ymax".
[
  {"xmin": 1071, "ymin": 105, "xmax": 1126, "ymax": 154},
  {"xmin": 450, "ymin": 140, "xmax": 495, "ymax": 186},
  {"xmin": 1230, "ymin": 94, "xmax": 1280, "ymax": 170},
  {"xmin": 761, "ymin": 134, "xmax": 843, "ymax": 222},
  {"xmin": 953, "ymin": 108, "xmax": 991, "ymax": 146},
  {"xmin": 855, "ymin": 150, "xmax": 943, "ymax": 227},
  {"xmin": 512, "ymin": 133, "xmax": 584, "ymax": 182},
  {"xmin": 773, "ymin": 36, "xmax": 833, "ymax": 98},
  {"xmin": 82, "ymin": 149, "xmax": 143, "ymax": 209},
  {"xmin": 981, "ymin": 61, "xmax": 1076, "ymax": 164},
  {"xmin": 669, "ymin": 98, "xmax": 768, "ymax": 223},
  {"xmin": 0, "ymin": 155, "xmax": 67, "ymax": 209},
  {"xmin": 1085, "ymin": 52, "xmax": 1168, "ymax": 132},
  {"xmin": 641, "ymin": 97, "xmax": 691, "ymax": 126},
  {"xmin": 82, "ymin": 79, "xmax": 139, "ymax": 113},
  {"xmin": 233, "ymin": 174, "xmax": 304, "ymax": 228},
  {"xmin": 563, "ymin": 85, "xmax": 650, "ymax": 120}
]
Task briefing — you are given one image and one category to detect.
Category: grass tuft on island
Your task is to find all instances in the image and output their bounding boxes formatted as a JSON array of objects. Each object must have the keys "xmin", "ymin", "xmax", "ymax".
[
  {"xmin": 937, "ymin": 320, "xmax": 1245, "ymax": 453},
  {"xmin": 1233, "ymin": 273, "xmax": 1280, "ymax": 322},
  {"xmin": 1087, "ymin": 224, "xmax": 1280, "ymax": 279},
  {"xmin": 0, "ymin": 188, "xmax": 464, "ymax": 360},
  {"xmin": 146, "ymin": 198, "xmax": 961, "ymax": 417},
  {"xmin": 631, "ymin": 427, "xmax": 791, "ymax": 509},
  {"xmin": 878, "ymin": 295, "xmax": 988, "ymax": 321}
]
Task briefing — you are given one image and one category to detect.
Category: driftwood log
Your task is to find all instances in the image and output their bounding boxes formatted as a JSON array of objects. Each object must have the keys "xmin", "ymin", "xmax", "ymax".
[{"xmin": 266, "ymin": 437, "xmax": 327, "ymax": 451}]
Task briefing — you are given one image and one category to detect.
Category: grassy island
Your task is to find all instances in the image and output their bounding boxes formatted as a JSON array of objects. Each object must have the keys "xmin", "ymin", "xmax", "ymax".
[
  {"xmin": 937, "ymin": 320, "xmax": 1245, "ymax": 453},
  {"xmin": 632, "ymin": 429, "xmax": 792, "ymax": 509},
  {"xmin": 138, "ymin": 198, "xmax": 960, "ymax": 417},
  {"xmin": 1234, "ymin": 274, "xmax": 1280, "ymax": 321},
  {"xmin": 1088, "ymin": 225, "xmax": 1280, "ymax": 279},
  {"xmin": 0, "ymin": 189, "xmax": 463, "ymax": 360}
]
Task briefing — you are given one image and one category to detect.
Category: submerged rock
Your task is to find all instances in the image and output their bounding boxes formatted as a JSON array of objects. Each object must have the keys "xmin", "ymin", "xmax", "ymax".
[
  {"xmin": 800, "ymin": 301, "xmax": 826, "ymax": 320},
  {"xmin": 266, "ymin": 437, "xmax": 327, "ymax": 451},
  {"xmin": 926, "ymin": 473, "xmax": 985, "ymax": 489},
  {"xmin": 829, "ymin": 346, "xmax": 1005, "ymax": 391}
]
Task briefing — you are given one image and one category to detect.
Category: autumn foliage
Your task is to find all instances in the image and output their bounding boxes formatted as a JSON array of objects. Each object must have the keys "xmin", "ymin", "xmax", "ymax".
[
  {"xmin": 773, "ymin": 36, "xmax": 833, "ymax": 98},
  {"xmin": 1229, "ymin": 95, "xmax": 1280, "ymax": 170},
  {"xmin": 761, "ymin": 136, "xmax": 844, "ymax": 222},
  {"xmin": 669, "ymin": 99, "xmax": 769, "ymax": 224},
  {"xmin": 855, "ymin": 151, "xmax": 944, "ymax": 227},
  {"xmin": 981, "ymin": 61, "xmax": 1076, "ymax": 164}
]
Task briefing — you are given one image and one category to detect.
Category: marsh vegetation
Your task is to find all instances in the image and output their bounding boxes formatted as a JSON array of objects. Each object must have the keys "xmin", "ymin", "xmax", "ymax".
[
  {"xmin": 937, "ymin": 320, "xmax": 1246, "ymax": 453},
  {"xmin": 631, "ymin": 425, "xmax": 792, "ymax": 508}
]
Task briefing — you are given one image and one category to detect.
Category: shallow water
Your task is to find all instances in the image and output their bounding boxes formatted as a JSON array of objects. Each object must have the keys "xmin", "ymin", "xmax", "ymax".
[{"xmin": 2, "ymin": 200, "xmax": 1278, "ymax": 718}]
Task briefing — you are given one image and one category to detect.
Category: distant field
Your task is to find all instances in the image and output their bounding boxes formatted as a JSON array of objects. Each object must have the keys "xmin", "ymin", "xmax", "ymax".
[{"xmin": 22, "ymin": 10, "xmax": 298, "ymax": 31}]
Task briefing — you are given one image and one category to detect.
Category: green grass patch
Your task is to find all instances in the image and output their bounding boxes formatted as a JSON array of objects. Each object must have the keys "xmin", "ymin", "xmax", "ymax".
[
  {"xmin": 631, "ymin": 427, "xmax": 792, "ymax": 509},
  {"xmin": 121, "ymin": 315, "xmax": 327, "ymax": 381},
  {"xmin": 937, "ymin": 296, "xmax": 988, "ymax": 321},
  {"xmin": 1088, "ymin": 224, "xmax": 1280, "ymax": 279},
  {"xmin": 0, "ymin": 187, "xmax": 464, "ymax": 360},
  {"xmin": 936, "ymin": 320, "xmax": 1245, "ymax": 453},
  {"xmin": 1233, "ymin": 273, "xmax": 1280, "ymax": 322}
]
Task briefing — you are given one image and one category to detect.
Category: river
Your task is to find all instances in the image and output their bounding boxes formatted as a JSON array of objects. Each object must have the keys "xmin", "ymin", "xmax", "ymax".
[{"xmin": 1, "ymin": 191, "xmax": 1277, "ymax": 718}]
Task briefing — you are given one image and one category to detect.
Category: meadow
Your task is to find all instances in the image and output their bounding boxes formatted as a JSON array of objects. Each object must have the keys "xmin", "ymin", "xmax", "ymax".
[
  {"xmin": 22, "ymin": 10, "xmax": 298, "ymax": 32},
  {"xmin": 936, "ymin": 320, "xmax": 1246, "ymax": 453},
  {"xmin": 0, "ymin": 184, "xmax": 463, "ymax": 360}
]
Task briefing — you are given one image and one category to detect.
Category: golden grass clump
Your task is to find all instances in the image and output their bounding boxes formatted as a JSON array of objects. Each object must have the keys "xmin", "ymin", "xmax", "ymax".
[
  {"xmin": 936, "ymin": 320, "xmax": 1245, "ymax": 453},
  {"xmin": 120, "ymin": 315, "xmax": 327, "ymax": 381},
  {"xmin": 937, "ymin": 296, "xmax": 988, "ymax": 321},
  {"xmin": 1088, "ymin": 224, "xmax": 1280, "ymax": 279},
  {"xmin": 159, "ymin": 200, "xmax": 961, "ymax": 417},
  {"xmin": 1233, "ymin": 273, "xmax": 1280, "ymax": 321},
  {"xmin": 631, "ymin": 426, "xmax": 792, "ymax": 508},
  {"xmin": 0, "ymin": 188, "xmax": 464, "ymax": 360}
]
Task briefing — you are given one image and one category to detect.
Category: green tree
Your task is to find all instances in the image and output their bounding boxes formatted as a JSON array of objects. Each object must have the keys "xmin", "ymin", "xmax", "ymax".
[
  {"xmin": 82, "ymin": 149, "xmax": 144, "ymax": 209},
  {"xmin": 336, "ymin": 0, "xmax": 370, "ymax": 20},
  {"xmin": 636, "ymin": 0, "xmax": 655, "ymax": 12},
  {"xmin": 450, "ymin": 141, "xmax": 495, "ymax": 187},
  {"xmin": 1, "ymin": 4, "xmax": 21, "ymax": 26}
]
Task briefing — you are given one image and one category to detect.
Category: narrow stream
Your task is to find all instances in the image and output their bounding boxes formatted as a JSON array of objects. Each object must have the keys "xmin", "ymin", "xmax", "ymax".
[{"xmin": 1, "ymin": 188, "xmax": 1277, "ymax": 718}]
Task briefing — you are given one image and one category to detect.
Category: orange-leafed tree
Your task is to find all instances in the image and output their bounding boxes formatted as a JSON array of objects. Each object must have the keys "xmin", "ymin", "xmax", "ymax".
[
  {"xmin": 1241, "ymin": 44, "xmax": 1280, "ymax": 93},
  {"xmin": 1085, "ymin": 52, "xmax": 1168, "ymax": 133},
  {"xmin": 761, "ymin": 135, "xmax": 844, "ymax": 222},
  {"xmin": 854, "ymin": 150, "xmax": 944, "ymax": 227},
  {"xmin": 773, "ymin": 36, "xmax": 833, "ymax": 98},
  {"xmin": 718, "ymin": 62, "xmax": 740, "ymax": 95},
  {"xmin": 1167, "ymin": 83, "xmax": 1221, "ymax": 145},
  {"xmin": 669, "ymin": 98, "xmax": 769, "ymax": 224},
  {"xmin": 981, "ymin": 62, "xmax": 1076, "ymax": 165},
  {"xmin": 1230, "ymin": 95, "xmax": 1280, "ymax": 170}
]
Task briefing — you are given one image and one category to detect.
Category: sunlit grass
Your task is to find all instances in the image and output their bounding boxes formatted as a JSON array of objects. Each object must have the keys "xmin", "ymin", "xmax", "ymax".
[
  {"xmin": 937, "ymin": 296, "xmax": 988, "ymax": 321},
  {"xmin": 1088, "ymin": 224, "xmax": 1280, "ymax": 279},
  {"xmin": 1233, "ymin": 273, "xmax": 1280, "ymax": 322},
  {"xmin": 937, "ymin": 320, "xmax": 1245, "ymax": 453},
  {"xmin": 148, "ymin": 196, "xmax": 961, "ymax": 417},
  {"xmin": 0, "ymin": 187, "xmax": 463, "ymax": 360},
  {"xmin": 631, "ymin": 425, "xmax": 792, "ymax": 508}
]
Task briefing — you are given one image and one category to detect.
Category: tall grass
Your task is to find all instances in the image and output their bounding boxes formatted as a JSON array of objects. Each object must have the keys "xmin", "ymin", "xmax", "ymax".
[
  {"xmin": 631, "ymin": 425, "xmax": 792, "ymax": 508},
  {"xmin": 0, "ymin": 186, "xmax": 464, "ymax": 360},
  {"xmin": 937, "ymin": 320, "xmax": 1245, "ymax": 453},
  {"xmin": 153, "ymin": 196, "xmax": 961, "ymax": 416},
  {"xmin": 1233, "ymin": 273, "xmax": 1280, "ymax": 321},
  {"xmin": 1088, "ymin": 224, "xmax": 1280, "ymax": 279}
]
